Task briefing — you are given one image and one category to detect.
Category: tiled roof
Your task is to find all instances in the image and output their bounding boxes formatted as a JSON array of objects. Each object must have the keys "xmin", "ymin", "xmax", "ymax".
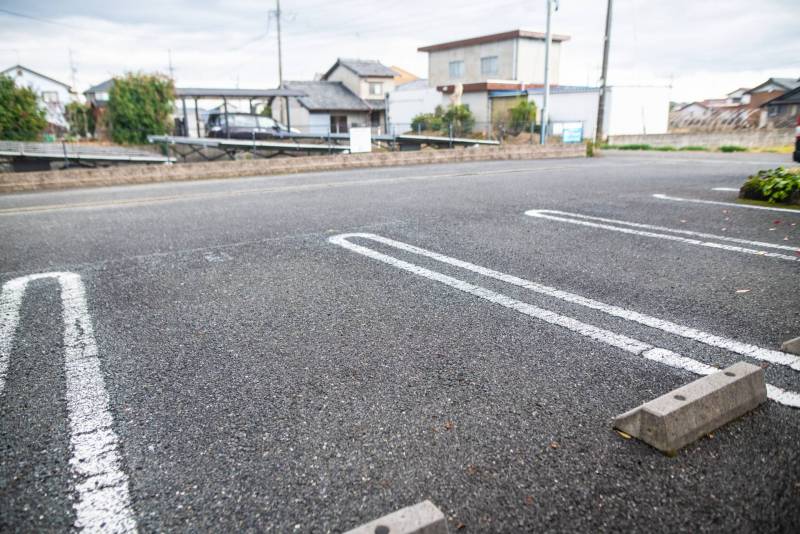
[
  {"xmin": 324, "ymin": 59, "xmax": 395, "ymax": 79},
  {"xmin": 281, "ymin": 80, "xmax": 370, "ymax": 111}
]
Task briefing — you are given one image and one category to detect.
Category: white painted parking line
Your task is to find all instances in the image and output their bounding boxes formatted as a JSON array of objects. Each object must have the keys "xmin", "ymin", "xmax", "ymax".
[
  {"xmin": 0, "ymin": 273, "xmax": 137, "ymax": 533},
  {"xmin": 329, "ymin": 233, "xmax": 800, "ymax": 408},
  {"xmin": 654, "ymin": 193, "xmax": 800, "ymax": 214},
  {"xmin": 712, "ymin": 187, "xmax": 740, "ymax": 192},
  {"xmin": 524, "ymin": 209, "xmax": 800, "ymax": 262}
]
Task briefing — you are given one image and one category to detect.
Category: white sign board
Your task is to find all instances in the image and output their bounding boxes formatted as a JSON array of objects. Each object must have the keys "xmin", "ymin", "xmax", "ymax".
[{"xmin": 349, "ymin": 127, "xmax": 372, "ymax": 153}]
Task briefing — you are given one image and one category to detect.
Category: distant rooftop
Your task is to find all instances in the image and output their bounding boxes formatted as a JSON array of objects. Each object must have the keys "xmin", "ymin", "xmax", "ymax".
[
  {"xmin": 281, "ymin": 80, "xmax": 370, "ymax": 111},
  {"xmin": 1, "ymin": 64, "xmax": 72, "ymax": 90},
  {"xmin": 419, "ymin": 29, "xmax": 570, "ymax": 53},
  {"xmin": 323, "ymin": 58, "xmax": 395, "ymax": 79}
]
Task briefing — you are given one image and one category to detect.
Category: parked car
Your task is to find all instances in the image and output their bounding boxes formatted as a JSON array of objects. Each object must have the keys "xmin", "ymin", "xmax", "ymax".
[
  {"xmin": 794, "ymin": 114, "xmax": 800, "ymax": 163},
  {"xmin": 206, "ymin": 113, "xmax": 296, "ymax": 139}
]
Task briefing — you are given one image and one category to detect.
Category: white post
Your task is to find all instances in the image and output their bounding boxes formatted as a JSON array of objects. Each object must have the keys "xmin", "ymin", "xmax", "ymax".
[{"xmin": 540, "ymin": 0, "xmax": 554, "ymax": 145}]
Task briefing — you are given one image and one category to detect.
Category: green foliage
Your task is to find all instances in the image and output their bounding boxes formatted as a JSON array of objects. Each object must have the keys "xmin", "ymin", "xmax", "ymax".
[
  {"xmin": 65, "ymin": 101, "xmax": 92, "ymax": 138},
  {"xmin": 719, "ymin": 145, "xmax": 747, "ymax": 153},
  {"xmin": 0, "ymin": 74, "xmax": 48, "ymax": 140},
  {"xmin": 740, "ymin": 167, "xmax": 800, "ymax": 204},
  {"xmin": 679, "ymin": 145, "xmax": 708, "ymax": 151},
  {"xmin": 442, "ymin": 104, "xmax": 475, "ymax": 136},
  {"xmin": 585, "ymin": 140, "xmax": 595, "ymax": 157},
  {"xmin": 411, "ymin": 111, "xmax": 443, "ymax": 132},
  {"xmin": 654, "ymin": 146, "xmax": 677, "ymax": 151},
  {"xmin": 108, "ymin": 73, "xmax": 175, "ymax": 144},
  {"xmin": 508, "ymin": 99, "xmax": 537, "ymax": 132},
  {"xmin": 616, "ymin": 144, "xmax": 652, "ymax": 150},
  {"xmin": 259, "ymin": 105, "xmax": 272, "ymax": 117}
]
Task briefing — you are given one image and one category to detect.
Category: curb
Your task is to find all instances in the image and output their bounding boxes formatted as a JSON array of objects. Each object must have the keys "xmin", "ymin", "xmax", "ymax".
[{"xmin": 0, "ymin": 145, "xmax": 585, "ymax": 194}]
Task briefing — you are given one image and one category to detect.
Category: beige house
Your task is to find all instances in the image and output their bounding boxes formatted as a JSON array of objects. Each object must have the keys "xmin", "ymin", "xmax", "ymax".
[{"xmin": 419, "ymin": 30, "xmax": 569, "ymax": 89}]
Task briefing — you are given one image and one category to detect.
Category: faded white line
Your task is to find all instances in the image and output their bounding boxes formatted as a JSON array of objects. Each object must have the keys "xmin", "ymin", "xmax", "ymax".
[
  {"xmin": 329, "ymin": 233, "xmax": 800, "ymax": 408},
  {"xmin": 712, "ymin": 187, "xmax": 740, "ymax": 192},
  {"xmin": 525, "ymin": 209, "xmax": 800, "ymax": 262},
  {"xmin": 654, "ymin": 193, "xmax": 800, "ymax": 214},
  {"xmin": 0, "ymin": 273, "xmax": 137, "ymax": 533}
]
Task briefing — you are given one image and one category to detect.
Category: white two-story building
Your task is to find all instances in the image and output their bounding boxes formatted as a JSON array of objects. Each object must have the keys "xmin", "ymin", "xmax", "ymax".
[{"xmin": 1, "ymin": 64, "xmax": 74, "ymax": 132}]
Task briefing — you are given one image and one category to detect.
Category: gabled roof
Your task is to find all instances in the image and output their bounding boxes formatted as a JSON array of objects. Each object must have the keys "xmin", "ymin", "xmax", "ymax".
[
  {"xmin": 1, "ymin": 64, "xmax": 72, "ymax": 90},
  {"xmin": 419, "ymin": 29, "xmax": 570, "ymax": 53},
  {"xmin": 761, "ymin": 85, "xmax": 800, "ymax": 107},
  {"xmin": 281, "ymin": 80, "xmax": 370, "ymax": 111},
  {"xmin": 746, "ymin": 77, "xmax": 800, "ymax": 94},
  {"xmin": 85, "ymin": 78, "xmax": 114, "ymax": 94},
  {"xmin": 322, "ymin": 59, "xmax": 395, "ymax": 80}
]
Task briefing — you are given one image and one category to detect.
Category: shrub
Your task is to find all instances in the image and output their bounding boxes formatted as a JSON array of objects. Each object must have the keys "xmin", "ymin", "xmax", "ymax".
[
  {"xmin": 65, "ymin": 101, "xmax": 93, "ymax": 138},
  {"xmin": 740, "ymin": 167, "xmax": 800, "ymax": 204},
  {"xmin": 410, "ymin": 112, "xmax": 443, "ymax": 132},
  {"xmin": 108, "ymin": 73, "xmax": 175, "ymax": 145},
  {"xmin": 654, "ymin": 146, "xmax": 677, "ymax": 151},
  {"xmin": 508, "ymin": 99, "xmax": 537, "ymax": 133},
  {"xmin": 617, "ymin": 144, "xmax": 652, "ymax": 150},
  {"xmin": 719, "ymin": 145, "xmax": 747, "ymax": 153},
  {"xmin": 679, "ymin": 146, "xmax": 708, "ymax": 151},
  {"xmin": 0, "ymin": 74, "xmax": 48, "ymax": 140},
  {"xmin": 442, "ymin": 104, "xmax": 475, "ymax": 136}
]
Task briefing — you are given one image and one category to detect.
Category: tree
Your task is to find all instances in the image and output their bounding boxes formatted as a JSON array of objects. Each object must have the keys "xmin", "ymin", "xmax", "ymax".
[
  {"xmin": 0, "ymin": 74, "xmax": 48, "ymax": 141},
  {"xmin": 65, "ymin": 101, "xmax": 90, "ymax": 138},
  {"xmin": 107, "ymin": 73, "xmax": 175, "ymax": 144},
  {"xmin": 442, "ymin": 104, "xmax": 475, "ymax": 136},
  {"xmin": 509, "ymin": 99, "xmax": 537, "ymax": 133}
]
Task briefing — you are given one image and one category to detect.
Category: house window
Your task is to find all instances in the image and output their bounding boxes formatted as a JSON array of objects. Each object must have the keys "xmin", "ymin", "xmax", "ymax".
[
  {"xmin": 41, "ymin": 91, "xmax": 59, "ymax": 103},
  {"xmin": 330, "ymin": 115, "xmax": 348, "ymax": 134},
  {"xmin": 369, "ymin": 82, "xmax": 383, "ymax": 96},
  {"xmin": 449, "ymin": 60, "xmax": 464, "ymax": 79},
  {"xmin": 480, "ymin": 56, "xmax": 498, "ymax": 75}
]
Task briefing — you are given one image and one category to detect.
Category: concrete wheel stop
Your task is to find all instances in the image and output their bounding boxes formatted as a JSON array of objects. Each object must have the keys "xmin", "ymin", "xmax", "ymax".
[
  {"xmin": 344, "ymin": 500, "xmax": 448, "ymax": 534},
  {"xmin": 781, "ymin": 336, "xmax": 800, "ymax": 356},
  {"xmin": 613, "ymin": 361, "xmax": 767, "ymax": 455}
]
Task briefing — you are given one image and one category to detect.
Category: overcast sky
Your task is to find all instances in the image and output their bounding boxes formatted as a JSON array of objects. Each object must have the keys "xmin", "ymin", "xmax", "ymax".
[{"xmin": 1, "ymin": 0, "xmax": 799, "ymax": 102}]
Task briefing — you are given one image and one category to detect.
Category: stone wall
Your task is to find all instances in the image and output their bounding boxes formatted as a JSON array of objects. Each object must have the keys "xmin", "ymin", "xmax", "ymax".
[
  {"xmin": 608, "ymin": 129, "xmax": 794, "ymax": 149},
  {"xmin": 0, "ymin": 144, "xmax": 585, "ymax": 194}
]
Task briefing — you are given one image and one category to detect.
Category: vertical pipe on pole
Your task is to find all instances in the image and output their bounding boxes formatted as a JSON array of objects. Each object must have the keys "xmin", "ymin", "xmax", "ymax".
[
  {"xmin": 194, "ymin": 97, "xmax": 201, "ymax": 138},
  {"xmin": 596, "ymin": 0, "xmax": 613, "ymax": 144},
  {"xmin": 540, "ymin": 0, "xmax": 553, "ymax": 145}
]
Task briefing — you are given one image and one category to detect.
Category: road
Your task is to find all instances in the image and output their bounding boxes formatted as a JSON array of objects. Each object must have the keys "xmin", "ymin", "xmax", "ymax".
[{"xmin": 1, "ymin": 150, "xmax": 799, "ymax": 532}]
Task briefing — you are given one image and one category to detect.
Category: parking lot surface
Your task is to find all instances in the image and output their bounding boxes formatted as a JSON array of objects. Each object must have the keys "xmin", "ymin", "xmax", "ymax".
[{"xmin": 1, "ymin": 150, "xmax": 799, "ymax": 532}]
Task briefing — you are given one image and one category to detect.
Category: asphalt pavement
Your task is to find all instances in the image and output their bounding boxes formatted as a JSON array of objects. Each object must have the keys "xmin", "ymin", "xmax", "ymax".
[{"xmin": 1, "ymin": 149, "xmax": 799, "ymax": 532}]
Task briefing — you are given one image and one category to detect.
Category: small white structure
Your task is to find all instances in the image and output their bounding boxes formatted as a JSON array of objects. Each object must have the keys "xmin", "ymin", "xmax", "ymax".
[
  {"xmin": 388, "ymin": 79, "xmax": 445, "ymax": 132},
  {"xmin": 528, "ymin": 85, "xmax": 670, "ymax": 139},
  {"xmin": 1, "ymin": 64, "xmax": 73, "ymax": 131},
  {"xmin": 349, "ymin": 127, "xmax": 372, "ymax": 153}
]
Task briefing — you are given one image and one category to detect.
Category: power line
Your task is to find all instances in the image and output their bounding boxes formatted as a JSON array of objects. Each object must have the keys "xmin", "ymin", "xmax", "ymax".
[{"xmin": 0, "ymin": 7, "xmax": 81, "ymax": 29}]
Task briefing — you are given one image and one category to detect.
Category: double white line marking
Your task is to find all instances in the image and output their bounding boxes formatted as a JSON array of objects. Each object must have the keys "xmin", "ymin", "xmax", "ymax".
[
  {"xmin": 525, "ymin": 209, "xmax": 800, "ymax": 262},
  {"xmin": 1, "ymin": 273, "xmax": 136, "ymax": 533},
  {"xmin": 653, "ymin": 193, "xmax": 800, "ymax": 214},
  {"xmin": 329, "ymin": 233, "xmax": 800, "ymax": 408}
]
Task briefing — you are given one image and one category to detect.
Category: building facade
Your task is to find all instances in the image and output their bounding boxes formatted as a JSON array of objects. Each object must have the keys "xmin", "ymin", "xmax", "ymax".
[{"xmin": 1, "ymin": 64, "xmax": 73, "ymax": 132}]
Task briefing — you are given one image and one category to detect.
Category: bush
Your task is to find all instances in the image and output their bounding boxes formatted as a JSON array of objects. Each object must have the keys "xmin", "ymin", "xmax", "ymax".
[
  {"xmin": 108, "ymin": 73, "xmax": 175, "ymax": 145},
  {"xmin": 0, "ymin": 74, "xmax": 48, "ymax": 140},
  {"xmin": 654, "ymin": 146, "xmax": 677, "ymax": 151},
  {"xmin": 65, "ymin": 101, "xmax": 94, "ymax": 138},
  {"xmin": 616, "ymin": 144, "xmax": 652, "ymax": 150},
  {"xmin": 410, "ymin": 111, "xmax": 443, "ymax": 132},
  {"xmin": 719, "ymin": 145, "xmax": 747, "ymax": 153},
  {"xmin": 679, "ymin": 146, "xmax": 708, "ymax": 151},
  {"xmin": 740, "ymin": 167, "xmax": 800, "ymax": 204},
  {"xmin": 508, "ymin": 99, "xmax": 537, "ymax": 133},
  {"xmin": 442, "ymin": 104, "xmax": 475, "ymax": 136}
]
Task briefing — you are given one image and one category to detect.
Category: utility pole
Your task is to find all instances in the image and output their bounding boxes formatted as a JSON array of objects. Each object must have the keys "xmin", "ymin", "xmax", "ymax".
[
  {"xmin": 540, "ymin": 0, "xmax": 555, "ymax": 145},
  {"xmin": 168, "ymin": 49, "xmax": 175, "ymax": 80},
  {"xmin": 68, "ymin": 48, "xmax": 78, "ymax": 98},
  {"xmin": 595, "ymin": 0, "xmax": 613, "ymax": 144},
  {"xmin": 276, "ymin": 0, "xmax": 289, "ymax": 128}
]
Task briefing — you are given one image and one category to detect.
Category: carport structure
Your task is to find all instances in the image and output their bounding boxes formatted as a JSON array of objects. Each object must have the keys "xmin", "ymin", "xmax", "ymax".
[{"xmin": 174, "ymin": 87, "xmax": 306, "ymax": 138}]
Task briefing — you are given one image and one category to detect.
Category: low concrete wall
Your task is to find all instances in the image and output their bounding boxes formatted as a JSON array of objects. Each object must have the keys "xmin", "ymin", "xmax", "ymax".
[
  {"xmin": 608, "ymin": 129, "xmax": 794, "ymax": 149},
  {"xmin": 0, "ymin": 144, "xmax": 585, "ymax": 194}
]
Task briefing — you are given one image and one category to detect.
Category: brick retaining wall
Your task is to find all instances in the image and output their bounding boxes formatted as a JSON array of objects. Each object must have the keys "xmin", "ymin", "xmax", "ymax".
[{"xmin": 0, "ymin": 144, "xmax": 585, "ymax": 194}]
